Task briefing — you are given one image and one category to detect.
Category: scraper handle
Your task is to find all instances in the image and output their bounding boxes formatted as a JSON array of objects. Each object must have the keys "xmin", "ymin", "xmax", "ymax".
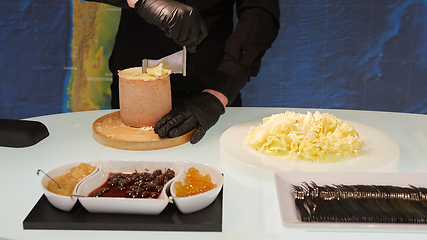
[
  {"xmin": 182, "ymin": 46, "xmax": 187, "ymax": 77},
  {"xmin": 142, "ymin": 59, "xmax": 148, "ymax": 74}
]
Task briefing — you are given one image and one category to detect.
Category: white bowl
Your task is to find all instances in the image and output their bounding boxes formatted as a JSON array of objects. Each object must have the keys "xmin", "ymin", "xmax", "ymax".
[
  {"xmin": 76, "ymin": 160, "xmax": 182, "ymax": 215},
  {"xmin": 170, "ymin": 161, "xmax": 223, "ymax": 214},
  {"xmin": 40, "ymin": 161, "xmax": 99, "ymax": 211}
]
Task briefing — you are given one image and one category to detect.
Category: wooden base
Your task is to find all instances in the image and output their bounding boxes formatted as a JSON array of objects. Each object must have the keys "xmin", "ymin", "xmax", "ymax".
[{"xmin": 92, "ymin": 111, "xmax": 194, "ymax": 150}]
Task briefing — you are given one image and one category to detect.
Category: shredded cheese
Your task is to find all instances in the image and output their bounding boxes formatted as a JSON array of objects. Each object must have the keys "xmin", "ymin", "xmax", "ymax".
[{"xmin": 243, "ymin": 111, "xmax": 363, "ymax": 163}]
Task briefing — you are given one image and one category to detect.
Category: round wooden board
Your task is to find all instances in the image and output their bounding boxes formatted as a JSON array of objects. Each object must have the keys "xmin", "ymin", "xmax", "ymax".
[{"xmin": 92, "ymin": 111, "xmax": 194, "ymax": 150}]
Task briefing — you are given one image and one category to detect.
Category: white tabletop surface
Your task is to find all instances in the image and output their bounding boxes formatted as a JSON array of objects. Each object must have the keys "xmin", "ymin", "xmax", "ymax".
[{"xmin": 2, "ymin": 107, "xmax": 427, "ymax": 240}]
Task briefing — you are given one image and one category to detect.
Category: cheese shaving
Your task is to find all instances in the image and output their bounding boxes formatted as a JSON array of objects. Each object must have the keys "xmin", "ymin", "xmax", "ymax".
[
  {"xmin": 243, "ymin": 111, "xmax": 363, "ymax": 163},
  {"xmin": 118, "ymin": 64, "xmax": 171, "ymax": 80}
]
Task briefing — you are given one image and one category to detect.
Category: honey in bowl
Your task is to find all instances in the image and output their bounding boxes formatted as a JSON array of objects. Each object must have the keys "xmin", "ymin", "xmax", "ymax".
[
  {"xmin": 174, "ymin": 167, "xmax": 217, "ymax": 197},
  {"xmin": 47, "ymin": 163, "xmax": 96, "ymax": 196}
]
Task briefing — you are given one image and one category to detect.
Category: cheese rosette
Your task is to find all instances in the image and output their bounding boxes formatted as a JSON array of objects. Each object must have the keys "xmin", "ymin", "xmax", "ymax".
[
  {"xmin": 146, "ymin": 63, "xmax": 171, "ymax": 77},
  {"xmin": 243, "ymin": 111, "xmax": 363, "ymax": 163},
  {"xmin": 119, "ymin": 63, "xmax": 171, "ymax": 80}
]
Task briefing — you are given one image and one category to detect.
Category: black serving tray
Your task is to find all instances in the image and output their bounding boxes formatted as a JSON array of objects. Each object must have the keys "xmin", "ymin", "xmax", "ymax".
[{"xmin": 23, "ymin": 189, "xmax": 223, "ymax": 232}]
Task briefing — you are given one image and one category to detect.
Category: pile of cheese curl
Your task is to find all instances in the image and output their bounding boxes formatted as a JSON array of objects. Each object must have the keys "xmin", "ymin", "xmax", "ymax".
[{"xmin": 243, "ymin": 111, "xmax": 363, "ymax": 163}]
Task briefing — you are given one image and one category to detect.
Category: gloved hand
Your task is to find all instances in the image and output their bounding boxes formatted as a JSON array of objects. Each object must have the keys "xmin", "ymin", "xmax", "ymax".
[
  {"xmin": 154, "ymin": 92, "xmax": 225, "ymax": 144},
  {"xmin": 134, "ymin": 0, "xmax": 208, "ymax": 53}
]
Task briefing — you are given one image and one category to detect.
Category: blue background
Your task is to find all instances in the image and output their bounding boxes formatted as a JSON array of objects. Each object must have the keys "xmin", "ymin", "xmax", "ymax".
[{"xmin": 1, "ymin": 0, "xmax": 427, "ymax": 119}]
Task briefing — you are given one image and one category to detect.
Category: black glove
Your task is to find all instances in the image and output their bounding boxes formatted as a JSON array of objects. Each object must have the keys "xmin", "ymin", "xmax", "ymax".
[
  {"xmin": 154, "ymin": 92, "xmax": 225, "ymax": 144},
  {"xmin": 134, "ymin": 0, "xmax": 208, "ymax": 53}
]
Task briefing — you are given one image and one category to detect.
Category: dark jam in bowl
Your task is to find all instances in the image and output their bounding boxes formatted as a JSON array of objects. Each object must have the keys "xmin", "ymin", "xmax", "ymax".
[{"xmin": 89, "ymin": 169, "xmax": 175, "ymax": 199}]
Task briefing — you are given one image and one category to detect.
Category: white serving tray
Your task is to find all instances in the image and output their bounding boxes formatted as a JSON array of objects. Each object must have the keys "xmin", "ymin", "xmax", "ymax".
[
  {"xmin": 42, "ymin": 160, "xmax": 223, "ymax": 215},
  {"xmin": 274, "ymin": 172, "xmax": 427, "ymax": 232}
]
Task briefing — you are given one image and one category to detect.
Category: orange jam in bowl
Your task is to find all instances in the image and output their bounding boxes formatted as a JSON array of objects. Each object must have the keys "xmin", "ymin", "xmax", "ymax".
[
  {"xmin": 47, "ymin": 163, "xmax": 96, "ymax": 196},
  {"xmin": 174, "ymin": 167, "xmax": 217, "ymax": 197}
]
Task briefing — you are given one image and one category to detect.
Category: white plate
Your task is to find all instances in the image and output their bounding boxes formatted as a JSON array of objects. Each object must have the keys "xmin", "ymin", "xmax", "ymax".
[
  {"xmin": 274, "ymin": 172, "xmax": 427, "ymax": 232},
  {"xmin": 220, "ymin": 118, "xmax": 399, "ymax": 181}
]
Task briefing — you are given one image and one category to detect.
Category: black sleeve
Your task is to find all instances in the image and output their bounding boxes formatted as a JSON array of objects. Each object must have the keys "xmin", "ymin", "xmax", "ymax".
[
  {"xmin": 204, "ymin": 0, "xmax": 280, "ymax": 105},
  {"xmin": 85, "ymin": 0, "xmax": 131, "ymax": 9}
]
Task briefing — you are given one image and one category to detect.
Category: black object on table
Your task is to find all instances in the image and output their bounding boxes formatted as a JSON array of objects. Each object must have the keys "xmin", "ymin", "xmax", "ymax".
[
  {"xmin": 23, "ymin": 189, "xmax": 223, "ymax": 232},
  {"xmin": 0, "ymin": 119, "xmax": 49, "ymax": 148}
]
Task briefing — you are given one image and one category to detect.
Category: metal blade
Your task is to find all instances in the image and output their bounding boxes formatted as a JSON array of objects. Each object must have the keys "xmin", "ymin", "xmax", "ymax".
[{"xmin": 146, "ymin": 47, "xmax": 187, "ymax": 76}]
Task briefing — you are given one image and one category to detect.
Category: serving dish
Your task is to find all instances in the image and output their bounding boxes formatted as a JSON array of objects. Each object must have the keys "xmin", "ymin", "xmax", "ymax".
[
  {"xmin": 220, "ymin": 117, "xmax": 400, "ymax": 181},
  {"xmin": 170, "ymin": 161, "xmax": 224, "ymax": 214},
  {"xmin": 274, "ymin": 172, "xmax": 427, "ymax": 232},
  {"xmin": 40, "ymin": 160, "xmax": 99, "ymax": 211},
  {"xmin": 40, "ymin": 160, "xmax": 222, "ymax": 215},
  {"xmin": 76, "ymin": 160, "xmax": 180, "ymax": 215}
]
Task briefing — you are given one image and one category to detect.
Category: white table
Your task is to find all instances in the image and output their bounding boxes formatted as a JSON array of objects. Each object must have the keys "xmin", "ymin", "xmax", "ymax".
[{"xmin": 2, "ymin": 107, "xmax": 427, "ymax": 240}]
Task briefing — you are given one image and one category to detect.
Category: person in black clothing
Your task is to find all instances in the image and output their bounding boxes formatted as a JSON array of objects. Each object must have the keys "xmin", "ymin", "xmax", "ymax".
[{"xmin": 86, "ymin": 0, "xmax": 280, "ymax": 143}]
